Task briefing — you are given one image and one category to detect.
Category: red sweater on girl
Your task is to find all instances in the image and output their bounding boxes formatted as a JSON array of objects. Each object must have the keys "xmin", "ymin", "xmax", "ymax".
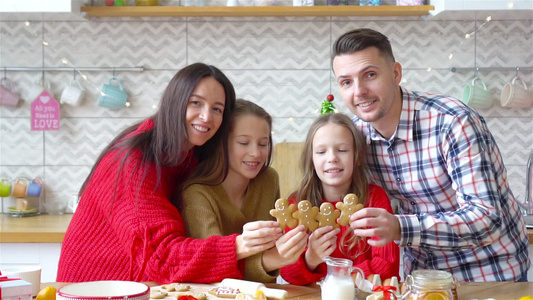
[
  {"xmin": 57, "ymin": 119, "xmax": 243, "ymax": 283},
  {"xmin": 280, "ymin": 184, "xmax": 400, "ymax": 285}
]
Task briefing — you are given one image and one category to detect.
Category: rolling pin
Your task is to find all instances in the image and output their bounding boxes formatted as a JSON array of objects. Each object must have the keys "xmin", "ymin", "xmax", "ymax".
[{"xmin": 220, "ymin": 278, "xmax": 289, "ymax": 299}]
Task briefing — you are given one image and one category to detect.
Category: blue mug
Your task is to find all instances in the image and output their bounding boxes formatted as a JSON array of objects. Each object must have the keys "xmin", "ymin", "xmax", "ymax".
[
  {"xmin": 26, "ymin": 178, "xmax": 43, "ymax": 197},
  {"xmin": 98, "ymin": 78, "xmax": 128, "ymax": 109}
]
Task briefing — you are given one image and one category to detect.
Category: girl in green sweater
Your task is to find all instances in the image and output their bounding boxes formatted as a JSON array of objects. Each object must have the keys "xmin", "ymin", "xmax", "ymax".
[{"xmin": 181, "ymin": 99, "xmax": 308, "ymax": 282}]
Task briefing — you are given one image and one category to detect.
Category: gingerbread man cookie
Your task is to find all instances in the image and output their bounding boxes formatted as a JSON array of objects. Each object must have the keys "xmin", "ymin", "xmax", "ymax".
[
  {"xmin": 269, "ymin": 198, "xmax": 298, "ymax": 230},
  {"xmin": 317, "ymin": 202, "xmax": 341, "ymax": 229},
  {"xmin": 336, "ymin": 193, "xmax": 364, "ymax": 226},
  {"xmin": 292, "ymin": 200, "xmax": 319, "ymax": 231}
]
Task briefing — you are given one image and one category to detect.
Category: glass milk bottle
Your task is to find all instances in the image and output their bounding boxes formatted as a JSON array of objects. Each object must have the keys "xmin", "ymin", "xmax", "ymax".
[{"xmin": 321, "ymin": 256, "xmax": 364, "ymax": 300}]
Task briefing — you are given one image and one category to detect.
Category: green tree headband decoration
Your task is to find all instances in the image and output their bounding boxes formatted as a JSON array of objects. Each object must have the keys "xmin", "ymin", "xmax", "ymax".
[{"xmin": 321, "ymin": 94, "xmax": 336, "ymax": 115}]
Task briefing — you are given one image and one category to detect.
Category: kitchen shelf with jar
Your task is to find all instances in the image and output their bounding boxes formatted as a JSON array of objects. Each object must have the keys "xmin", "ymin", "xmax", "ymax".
[{"xmin": 80, "ymin": 5, "xmax": 435, "ymax": 18}]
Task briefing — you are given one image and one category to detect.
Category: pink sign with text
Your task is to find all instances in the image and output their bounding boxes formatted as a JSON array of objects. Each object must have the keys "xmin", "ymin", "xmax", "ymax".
[{"xmin": 31, "ymin": 90, "xmax": 60, "ymax": 131}]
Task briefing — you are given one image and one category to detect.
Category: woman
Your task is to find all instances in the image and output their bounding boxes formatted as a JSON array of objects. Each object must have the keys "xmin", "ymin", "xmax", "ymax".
[{"xmin": 57, "ymin": 64, "xmax": 280, "ymax": 283}]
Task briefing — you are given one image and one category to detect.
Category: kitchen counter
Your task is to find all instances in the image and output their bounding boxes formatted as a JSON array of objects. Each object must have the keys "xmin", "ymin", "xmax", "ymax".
[
  {"xmin": 42, "ymin": 281, "xmax": 533, "ymax": 300},
  {"xmin": 1, "ymin": 213, "xmax": 532, "ymax": 244},
  {"xmin": 0, "ymin": 213, "xmax": 73, "ymax": 243}
]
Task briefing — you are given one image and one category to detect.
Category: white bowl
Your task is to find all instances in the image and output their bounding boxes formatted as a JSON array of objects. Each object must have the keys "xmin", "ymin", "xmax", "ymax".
[
  {"xmin": 57, "ymin": 281, "xmax": 150, "ymax": 300},
  {"xmin": 1, "ymin": 264, "xmax": 42, "ymax": 297}
]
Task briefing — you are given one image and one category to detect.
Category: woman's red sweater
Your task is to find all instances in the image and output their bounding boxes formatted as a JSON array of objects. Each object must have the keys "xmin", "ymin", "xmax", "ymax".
[{"xmin": 57, "ymin": 119, "xmax": 243, "ymax": 283}]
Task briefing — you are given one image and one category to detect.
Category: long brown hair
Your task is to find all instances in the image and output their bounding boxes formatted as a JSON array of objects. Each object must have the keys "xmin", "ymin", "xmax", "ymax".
[
  {"xmin": 79, "ymin": 63, "xmax": 236, "ymax": 201},
  {"xmin": 183, "ymin": 98, "xmax": 273, "ymax": 189},
  {"xmin": 296, "ymin": 113, "xmax": 368, "ymax": 207},
  {"xmin": 296, "ymin": 113, "xmax": 371, "ymax": 259}
]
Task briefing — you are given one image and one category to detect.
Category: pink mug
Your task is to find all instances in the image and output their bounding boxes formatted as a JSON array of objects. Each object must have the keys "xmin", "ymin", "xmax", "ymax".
[{"xmin": 0, "ymin": 78, "xmax": 20, "ymax": 107}]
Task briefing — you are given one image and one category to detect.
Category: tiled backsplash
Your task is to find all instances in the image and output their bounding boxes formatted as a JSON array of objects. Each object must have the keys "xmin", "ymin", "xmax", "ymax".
[{"xmin": 0, "ymin": 10, "xmax": 532, "ymax": 210}]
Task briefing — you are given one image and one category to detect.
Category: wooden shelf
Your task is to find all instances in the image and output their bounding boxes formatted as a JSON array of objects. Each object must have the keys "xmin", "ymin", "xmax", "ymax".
[{"xmin": 81, "ymin": 5, "xmax": 435, "ymax": 17}]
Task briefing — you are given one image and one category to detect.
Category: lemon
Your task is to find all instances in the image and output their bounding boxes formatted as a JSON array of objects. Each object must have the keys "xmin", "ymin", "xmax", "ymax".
[
  {"xmin": 422, "ymin": 292, "xmax": 449, "ymax": 300},
  {"xmin": 36, "ymin": 286, "xmax": 57, "ymax": 300},
  {"xmin": 254, "ymin": 290, "xmax": 266, "ymax": 300},
  {"xmin": 518, "ymin": 297, "xmax": 533, "ymax": 300}
]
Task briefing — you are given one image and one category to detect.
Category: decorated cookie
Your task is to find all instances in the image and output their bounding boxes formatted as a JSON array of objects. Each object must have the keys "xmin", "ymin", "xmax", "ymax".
[
  {"xmin": 208, "ymin": 287, "xmax": 241, "ymax": 299},
  {"xmin": 269, "ymin": 198, "xmax": 298, "ymax": 230},
  {"xmin": 336, "ymin": 193, "xmax": 364, "ymax": 226},
  {"xmin": 161, "ymin": 283, "xmax": 190, "ymax": 292},
  {"xmin": 317, "ymin": 202, "xmax": 341, "ymax": 229},
  {"xmin": 292, "ymin": 200, "xmax": 319, "ymax": 231},
  {"xmin": 174, "ymin": 284, "xmax": 191, "ymax": 292},
  {"xmin": 194, "ymin": 293, "xmax": 207, "ymax": 300},
  {"xmin": 150, "ymin": 289, "xmax": 168, "ymax": 299}
]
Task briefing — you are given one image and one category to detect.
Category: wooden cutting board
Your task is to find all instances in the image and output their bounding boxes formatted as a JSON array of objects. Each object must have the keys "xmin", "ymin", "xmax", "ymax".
[
  {"xmin": 149, "ymin": 283, "xmax": 216, "ymax": 299},
  {"xmin": 149, "ymin": 283, "xmax": 319, "ymax": 300}
]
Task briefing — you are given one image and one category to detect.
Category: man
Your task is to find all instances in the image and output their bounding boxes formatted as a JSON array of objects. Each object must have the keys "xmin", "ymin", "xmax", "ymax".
[{"xmin": 332, "ymin": 28, "xmax": 530, "ymax": 282}]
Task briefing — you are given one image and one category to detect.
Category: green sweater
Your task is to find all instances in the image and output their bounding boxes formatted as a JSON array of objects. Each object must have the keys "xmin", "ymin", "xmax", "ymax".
[{"xmin": 182, "ymin": 167, "xmax": 280, "ymax": 282}]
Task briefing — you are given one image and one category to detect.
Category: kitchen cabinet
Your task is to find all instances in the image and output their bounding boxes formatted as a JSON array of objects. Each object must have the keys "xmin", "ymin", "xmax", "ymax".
[
  {"xmin": 80, "ymin": 5, "xmax": 435, "ymax": 18},
  {"xmin": 0, "ymin": 214, "xmax": 72, "ymax": 282}
]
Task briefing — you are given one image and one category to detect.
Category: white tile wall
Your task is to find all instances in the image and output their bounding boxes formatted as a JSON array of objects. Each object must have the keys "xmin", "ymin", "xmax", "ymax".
[{"xmin": 0, "ymin": 8, "xmax": 532, "ymax": 282}]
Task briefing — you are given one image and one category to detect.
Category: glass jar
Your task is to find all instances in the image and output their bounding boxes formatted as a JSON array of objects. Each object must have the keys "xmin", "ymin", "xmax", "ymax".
[{"xmin": 402, "ymin": 270, "xmax": 457, "ymax": 300}]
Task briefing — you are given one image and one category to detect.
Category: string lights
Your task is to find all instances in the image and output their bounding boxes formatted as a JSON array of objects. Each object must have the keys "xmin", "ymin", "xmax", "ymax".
[{"xmin": 16, "ymin": 19, "xmax": 146, "ymax": 110}]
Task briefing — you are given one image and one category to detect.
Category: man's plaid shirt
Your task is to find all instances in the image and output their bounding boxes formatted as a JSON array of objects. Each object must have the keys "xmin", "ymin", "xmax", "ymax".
[{"xmin": 353, "ymin": 87, "xmax": 530, "ymax": 282}]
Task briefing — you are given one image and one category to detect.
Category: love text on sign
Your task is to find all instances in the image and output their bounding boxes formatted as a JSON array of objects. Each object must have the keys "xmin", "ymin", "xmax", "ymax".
[{"xmin": 31, "ymin": 90, "xmax": 60, "ymax": 131}]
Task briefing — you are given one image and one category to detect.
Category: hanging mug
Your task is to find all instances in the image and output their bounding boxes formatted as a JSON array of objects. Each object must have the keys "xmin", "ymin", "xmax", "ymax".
[
  {"xmin": 12, "ymin": 178, "xmax": 28, "ymax": 198},
  {"xmin": 0, "ymin": 78, "xmax": 20, "ymax": 107},
  {"xmin": 99, "ymin": 78, "xmax": 128, "ymax": 109},
  {"xmin": 0, "ymin": 178, "xmax": 11, "ymax": 197},
  {"xmin": 60, "ymin": 78, "xmax": 85, "ymax": 106},
  {"xmin": 500, "ymin": 76, "xmax": 532, "ymax": 109},
  {"xmin": 26, "ymin": 177, "xmax": 43, "ymax": 197},
  {"xmin": 462, "ymin": 77, "xmax": 493, "ymax": 109}
]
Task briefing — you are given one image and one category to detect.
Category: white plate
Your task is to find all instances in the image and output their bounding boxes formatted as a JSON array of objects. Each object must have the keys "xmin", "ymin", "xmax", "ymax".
[{"xmin": 58, "ymin": 281, "xmax": 150, "ymax": 300}]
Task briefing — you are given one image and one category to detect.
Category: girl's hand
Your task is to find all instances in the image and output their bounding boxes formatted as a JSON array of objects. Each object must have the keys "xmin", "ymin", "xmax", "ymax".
[
  {"xmin": 349, "ymin": 207, "xmax": 401, "ymax": 247},
  {"xmin": 304, "ymin": 226, "xmax": 340, "ymax": 271},
  {"xmin": 236, "ymin": 221, "xmax": 282, "ymax": 260},
  {"xmin": 275, "ymin": 225, "xmax": 308, "ymax": 265},
  {"xmin": 262, "ymin": 225, "xmax": 308, "ymax": 271}
]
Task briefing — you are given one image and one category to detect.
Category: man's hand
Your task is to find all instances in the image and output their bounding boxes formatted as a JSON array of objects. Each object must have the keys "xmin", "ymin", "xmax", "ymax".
[{"xmin": 349, "ymin": 207, "xmax": 401, "ymax": 247}]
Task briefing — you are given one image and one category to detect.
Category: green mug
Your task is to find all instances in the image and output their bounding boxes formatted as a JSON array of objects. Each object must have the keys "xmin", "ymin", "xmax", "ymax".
[
  {"xmin": 0, "ymin": 178, "xmax": 11, "ymax": 197},
  {"xmin": 462, "ymin": 77, "xmax": 493, "ymax": 109}
]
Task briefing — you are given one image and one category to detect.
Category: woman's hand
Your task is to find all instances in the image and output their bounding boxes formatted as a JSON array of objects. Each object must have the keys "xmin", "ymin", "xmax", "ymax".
[
  {"xmin": 236, "ymin": 221, "xmax": 282, "ymax": 260},
  {"xmin": 349, "ymin": 207, "xmax": 401, "ymax": 247},
  {"xmin": 304, "ymin": 226, "xmax": 340, "ymax": 271},
  {"xmin": 262, "ymin": 225, "xmax": 308, "ymax": 271}
]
